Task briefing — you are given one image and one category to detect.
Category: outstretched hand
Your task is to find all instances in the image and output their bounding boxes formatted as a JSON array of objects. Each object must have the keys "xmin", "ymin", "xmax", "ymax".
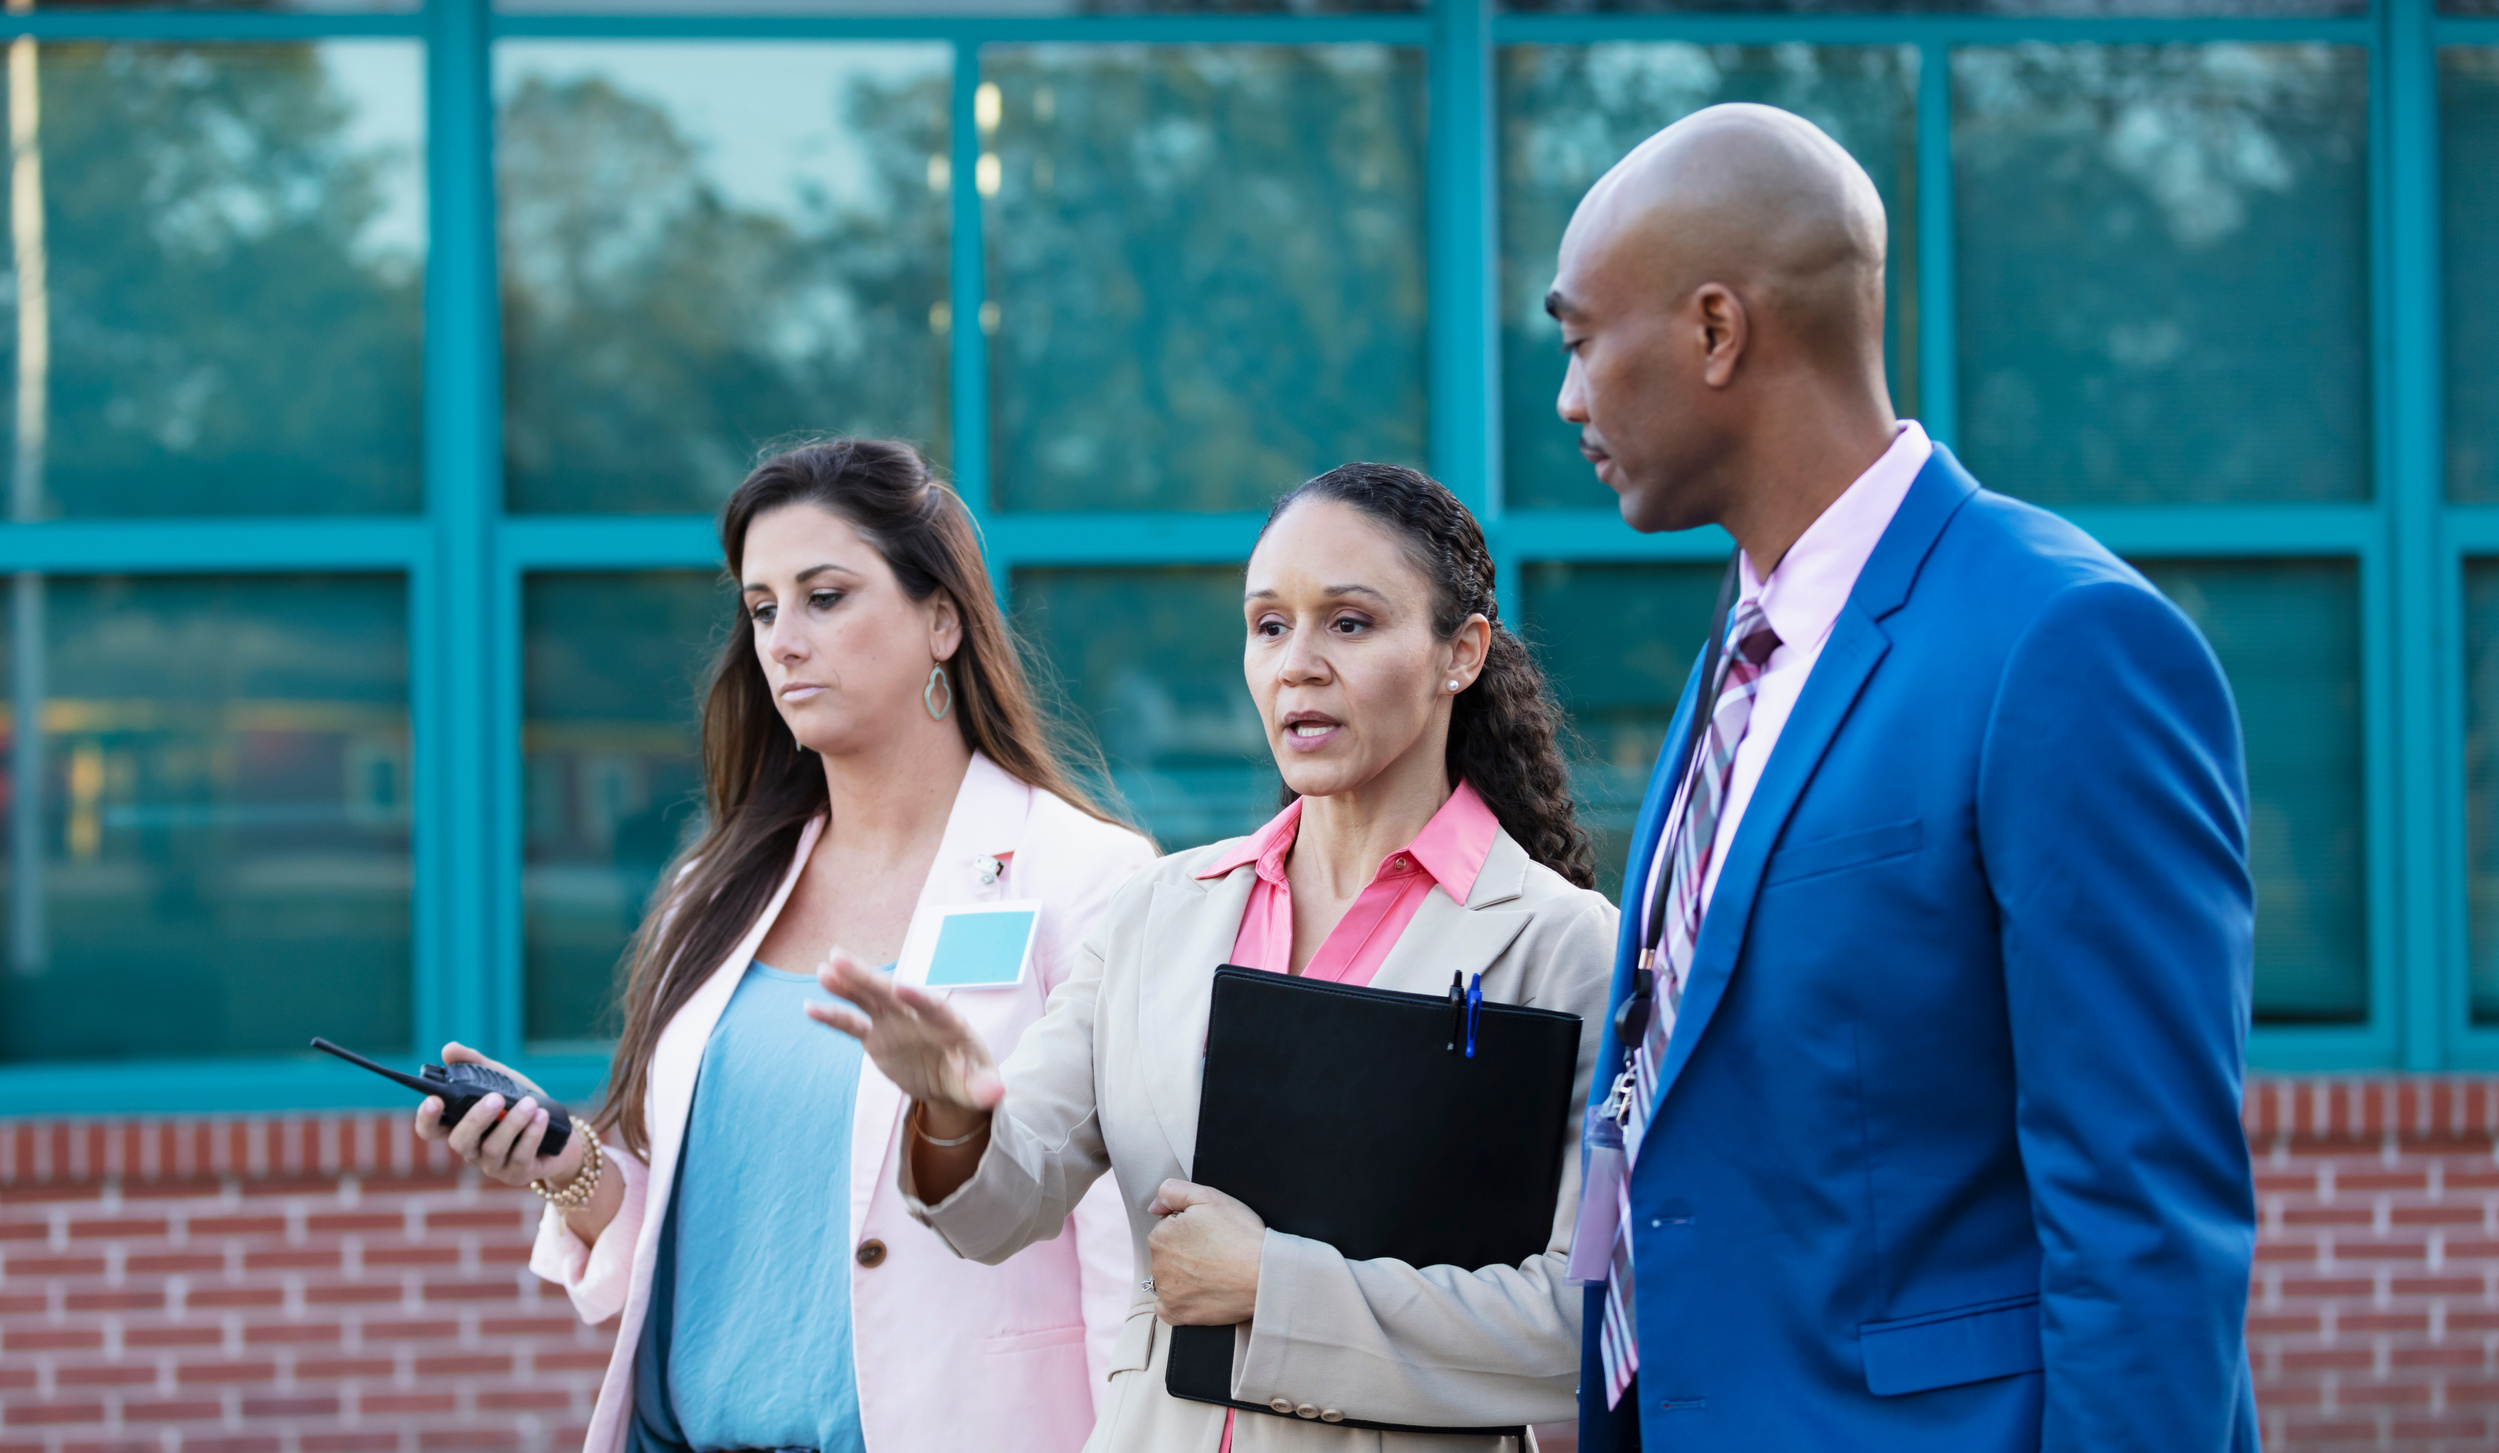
[{"xmin": 809, "ymin": 950, "xmax": 1005, "ymax": 1114}]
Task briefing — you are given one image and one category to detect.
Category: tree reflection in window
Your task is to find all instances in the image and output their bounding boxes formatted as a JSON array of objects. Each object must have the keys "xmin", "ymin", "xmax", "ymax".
[
  {"xmin": 2, "ymin": 42, "xmax": 423, "ymax": 517},
  {"xmin": 495, "ymin": 44, "xmax": 950, "ymax": 515},
  {"xmin": 984, "ymin": 46, "xmax": 1429, "ymax": 514},
  {"xmin": 1954, "ymin": 43, "xmax": 2370, "ymax": 505}
]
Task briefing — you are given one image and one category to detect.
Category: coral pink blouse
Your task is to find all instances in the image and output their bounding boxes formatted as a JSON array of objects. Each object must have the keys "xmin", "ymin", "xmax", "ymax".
[
  {"xmin": 1196, "ymin": 779, "xmax": 1504, "ymax": 1449},
  {"xmin": 1199, "ymin": 780, "xmax": 1503, "ymax": 982}
]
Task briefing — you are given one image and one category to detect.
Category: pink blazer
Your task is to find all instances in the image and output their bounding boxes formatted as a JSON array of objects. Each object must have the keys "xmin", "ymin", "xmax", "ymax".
[{"xmin": 530, "ymin": 753, "xmax": 1159, "ymax": 1453}]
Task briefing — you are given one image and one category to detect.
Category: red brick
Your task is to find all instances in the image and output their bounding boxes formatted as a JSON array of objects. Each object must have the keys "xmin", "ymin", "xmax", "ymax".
[
  {"xmin": 413, "ymin": 1433, "xmax": 519, "ymax": 1452},
  {"xmin": 424, "ymin": 1207, "xmax": 530, "ymax": 1231},
  {"xmin": 2282, "ymin": 1207, "xmax": 2376, "ymax": 1227},
  {"xmin": 50, "ymin": 1363, "xmax": 156, "ymax": 1388},
  {"xmin": 532, "ymin": 1349, "xmax": 613, "ymax": 1373},
  {"xmin": 66, "ymin": 1218, "xmax": 166, "ymax": 1240},
  {"xmin": 122, "ymin": 1252, "xmax": 220, "ymax": 1275},
  {"xmin": 2, "ymin": 1328, "xmax": 103, "ymax": 1351},
  {"xmin": 415, "ymin": 1353, "xmax": 514, "ymax": 1378},
  {"xmin": 2, "ymin": 1253, "xmax": 105, "ymax": 1277},
  {"xmin": 361, "ymin": 1244, "xmax": 458, "ymax": 1268},
  {"xmin": 2283, "ymin": 1348, "xmax": 2375, "ymax": 1372},
  {"xmin": 63, "ymin": 1290, "xmax": 163, "ymax": 1313},
  {"xmin": 121, "ymin": 1324, "xmax": 221, "ymax": 1348},
  {"xmin": 2386, "ymin": 1347, "xmax": 2485, "ymax": 1368},
  {"xmin": 303, "ymin": 1212, "xmax": 402, "ymax": 1235},
  {"xmin": 1, "ymin": 1403, "xmax": 107, "ymax": 1427},
  {"xmin": 302, "ymin": 1283, "xmax": 400, "ymax": 1307},
  {"xmin": 358, "ymin": 1317, "xmax": 459, "ymax": 1342},
  {"xmin": 295, "ymin": 1357, "xmax": 395, "ymax": 1380},
  {"xmin": 476, "ymin": 1389, "xmax": 572, "ymax": 1411},
  {"xmin": 302, "ymin": 1436, "xmax": 401, "ymax": 1453},
  {"xmin": 240, "ymin": 1394, "xmax": 339, "ymax": 1418},
  {"xmin": 175, "ymin": 1359, "xmax": 277, "ymax": 1385},
  {"xmin": 358, "ymin": 1393, "xmax": 458, "ymax": 1415},
  {"xmin": 242, "ymin": 1247, "xmax": 341, "ymax": 1272},
  {"xmin": 182, "ymin": 1215, "xmax": 287, "ymax": 1238},
  {"xmin": 2390, "ymin": 1205, "xmax": 2488, "ymax": 1226},
  {"xmin": 422, "ymin": 1279, "xmax": 525, "ymax": 1303},
  {"xmin": 243, "ymin": 1320, "xmax": 345, "ymax": 1346},
  {"xmin": 186, "ymin": 1286, "xmax": 285, "ymax": 1310}
]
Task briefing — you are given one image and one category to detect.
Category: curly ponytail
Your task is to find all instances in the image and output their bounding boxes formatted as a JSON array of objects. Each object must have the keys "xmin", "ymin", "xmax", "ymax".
[{"xmin": 1261, "ymin": 463, "xmax": 1596, "ymax": 890}]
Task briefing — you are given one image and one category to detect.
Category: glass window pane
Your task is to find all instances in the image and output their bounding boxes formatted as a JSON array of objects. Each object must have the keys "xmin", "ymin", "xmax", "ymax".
[
  {"xmin": 4, "ymin": 42, "xmax": 423, "ymax": 517},
  {"xmin": 1012, "ymin": 567, "xmax": 1273, "ymax": 852},
  {"xmin": 1955, "ymin": 45, "xmax": 2370, "ymax": 505},
  {"xmin": 1505, "ymin": 0, "xmax": 2355, "ymax": 14},
  {"xmin": 0, "ymin": 574, "xmax": 411, "ymax": 1063},
  {"xmin": 496, "ymin": 43, "xmax": 951, "ymax": 515},
  {"xmin": 522, "ymin": 571, "xmax": 724, "ymax": 1051},
  {"xmin": 1519, "ymin": 561, "xmax": 1722, "ymax": 896},
  {"xmin": 2468, "ymin": 563, "xmax": 2499, "ymax": 1021},
  {"xmin": 2445, "ymin": 50, "xmax": 2499, "ymax": 502},
  {"xmin": 31, "ymin": 2, "xmax": 409, "ymax": 10},
  {"xmin": 2136, "ymin": 560, "xmax": 2364, "ymax": 1023},
  {"xmin": 505, "ymin": 0, "xmax": 1415, "ymax": 11},
  {"xmin": 1498, "ymin": 45, "xmax": 1917, "ymax": 511},
  {"xmin": 986, "ymin": 46, "xmax": 1428, "ymax": 513}
]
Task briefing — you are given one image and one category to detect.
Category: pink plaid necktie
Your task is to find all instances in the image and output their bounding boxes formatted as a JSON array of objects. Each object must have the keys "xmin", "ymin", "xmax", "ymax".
[{"xmin": 1599, "ymin": 602, "xmax": 1780, "ymax": 1409}]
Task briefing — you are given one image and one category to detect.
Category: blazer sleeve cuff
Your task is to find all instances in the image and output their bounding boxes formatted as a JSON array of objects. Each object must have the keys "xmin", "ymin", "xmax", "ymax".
[
  {"xmin": 899, "ymin": 1113, "xmax": 1053, "ymax": 1266},
  {"xmin": 1234, "ymin": 1228, "xmax": 1330, "ymax": 1406},
  {"xmin": 528, "ymin": 1144, "xmax": 647, "ymax": 1326}
]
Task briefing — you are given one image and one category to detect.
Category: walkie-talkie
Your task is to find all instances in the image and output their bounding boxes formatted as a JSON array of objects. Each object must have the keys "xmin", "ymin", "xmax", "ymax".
[{"xmin": 311, "ymin": 1037, "xmax": 573, "ymax": 1158}]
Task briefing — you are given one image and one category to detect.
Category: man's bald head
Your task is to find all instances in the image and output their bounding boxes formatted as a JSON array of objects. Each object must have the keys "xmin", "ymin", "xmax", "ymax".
[
  {"xmin": 1546, "ymin": 104, "xmax": 1899, "ymax": 540},
  {"xmin": 1560, "ymin": 103, "xmax": 1887, "ymax": 373}
]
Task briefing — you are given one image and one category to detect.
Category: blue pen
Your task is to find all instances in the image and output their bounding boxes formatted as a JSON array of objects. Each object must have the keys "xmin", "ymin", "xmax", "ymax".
[{"xmin": 1464, "ymin": 972, "xmax": 1484, "ymax": 1059}]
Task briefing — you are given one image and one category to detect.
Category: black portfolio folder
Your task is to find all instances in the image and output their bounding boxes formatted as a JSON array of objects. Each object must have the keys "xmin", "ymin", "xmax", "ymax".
[{"xmin": 1166, "ymin": 965, "xmax": 1585, "ymax": 1435}]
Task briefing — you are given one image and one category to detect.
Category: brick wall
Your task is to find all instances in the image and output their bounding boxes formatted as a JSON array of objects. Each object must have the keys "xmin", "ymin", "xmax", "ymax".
[
  {"xmin": 2, "ymin": 1082, "xmax": 2495, "ymax": 1452},
  {"xmin": 0, "ymin": 1116, "xmax": 611, "ymax": 1453}
]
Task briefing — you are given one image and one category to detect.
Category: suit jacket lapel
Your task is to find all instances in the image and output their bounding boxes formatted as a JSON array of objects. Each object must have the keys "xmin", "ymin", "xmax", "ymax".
[
  {"xmin": 1139, "ymin": 866, "xmax": 1257, "ymax": 1176},
  {"xmin": 1370, "ymin": 831, "xmax": 1533, "ymax": 1000},
  {"xmin": 1647, "ymin": 449, "xmax": 1981, "ymax": 1110}
]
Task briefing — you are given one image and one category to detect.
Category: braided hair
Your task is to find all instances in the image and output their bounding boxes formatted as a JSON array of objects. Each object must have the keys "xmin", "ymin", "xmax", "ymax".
[{"xmin": 1259, "ymin": 462, "xmax": 1596, "ymax": 890}]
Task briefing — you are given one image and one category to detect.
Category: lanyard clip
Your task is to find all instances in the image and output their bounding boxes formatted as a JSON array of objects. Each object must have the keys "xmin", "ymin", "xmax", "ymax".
[{"xmin": 1599, "ymin": 1067, "xmax": 1638, "ymax": 1125}]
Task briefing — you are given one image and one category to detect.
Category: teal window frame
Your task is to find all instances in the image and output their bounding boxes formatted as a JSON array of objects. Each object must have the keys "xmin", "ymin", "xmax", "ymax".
[{"xmin": 0, "ymin": 0, "xmax": 2486, "ymax": 1113}]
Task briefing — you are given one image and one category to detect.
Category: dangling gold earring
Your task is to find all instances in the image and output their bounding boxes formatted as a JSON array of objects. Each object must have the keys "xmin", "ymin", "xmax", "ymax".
[{"xmin": 925, "ymin": 663, "xmax": 954, "ymax": 721}]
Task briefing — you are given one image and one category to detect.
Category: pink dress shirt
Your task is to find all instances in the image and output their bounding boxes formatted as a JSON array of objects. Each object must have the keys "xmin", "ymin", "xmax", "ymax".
[
  {"xmin": 1193, "ymin": 779, "xmax": 1503, "ymax": 1451},
  {"xmin": 1644, "ymin": 420, "xmax": 1933, "ymax": 939},
  {"xmin": 1199, "ymin": 779, "xmax": 1503, "ymax": 982}
]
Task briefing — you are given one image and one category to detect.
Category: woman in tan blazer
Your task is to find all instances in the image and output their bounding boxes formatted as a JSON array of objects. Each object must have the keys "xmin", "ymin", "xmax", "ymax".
[{"xmin": 819, "ymin": 462, "xmax": 1619, "ymax": 1451}]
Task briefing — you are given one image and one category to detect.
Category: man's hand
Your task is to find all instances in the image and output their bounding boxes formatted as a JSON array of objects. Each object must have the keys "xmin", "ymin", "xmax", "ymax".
[{"xmin": 1146, "ymin": 1179, "xmax": 1265, "ymax": 1325}]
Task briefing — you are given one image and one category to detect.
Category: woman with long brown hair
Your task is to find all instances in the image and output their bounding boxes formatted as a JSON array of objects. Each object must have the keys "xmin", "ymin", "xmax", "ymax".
[{"xmin": 410, "ymin": 439, "xmax": 1155, "ymax": 1453}]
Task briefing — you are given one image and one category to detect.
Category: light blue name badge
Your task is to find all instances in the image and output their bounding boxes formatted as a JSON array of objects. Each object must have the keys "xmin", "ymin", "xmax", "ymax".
[{"xmin": 907, "ymin": 900, "xmax": 1042, "ymax": 990}]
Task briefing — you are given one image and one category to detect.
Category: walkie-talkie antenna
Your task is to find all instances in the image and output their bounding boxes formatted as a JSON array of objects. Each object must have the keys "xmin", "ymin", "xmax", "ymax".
[{"xmin": 310, "ymin": 1037, "xmax": 437, "ymax": 1095}]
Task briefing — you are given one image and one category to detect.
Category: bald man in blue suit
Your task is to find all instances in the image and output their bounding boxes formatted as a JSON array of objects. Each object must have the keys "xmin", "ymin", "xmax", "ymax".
[{"xmin": 1545, "ymin": 105, "xmax": 2259, "ymax": 1451}]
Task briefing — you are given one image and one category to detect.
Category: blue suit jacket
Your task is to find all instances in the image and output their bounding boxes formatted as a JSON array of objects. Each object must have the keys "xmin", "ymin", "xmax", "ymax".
[{"xmin": 1579, "ymin": 448, "xmax": 2260, "ymax": 1453}]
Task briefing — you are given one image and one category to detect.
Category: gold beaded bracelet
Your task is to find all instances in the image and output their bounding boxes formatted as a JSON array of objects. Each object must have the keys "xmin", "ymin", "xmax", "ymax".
[{"xmin": 531, "ymin": 1120, "xmax": 604, "ymax": 1211}]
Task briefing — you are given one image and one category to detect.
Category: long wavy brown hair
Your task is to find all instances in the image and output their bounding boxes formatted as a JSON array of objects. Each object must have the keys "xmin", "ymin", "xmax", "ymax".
[
  {"xmin": 596, "ymin": 438, "xmax": 1119, "ymax": 1157},
  {"xmin": 1260, "ymin": 462, "xmax": 1596, "ymax": 890}
]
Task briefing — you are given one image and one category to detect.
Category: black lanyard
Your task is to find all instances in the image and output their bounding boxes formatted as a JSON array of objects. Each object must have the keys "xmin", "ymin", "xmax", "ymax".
[{"xmin": 1614, "ymin": 551, "xmax": 1741, "ymax": 1049}]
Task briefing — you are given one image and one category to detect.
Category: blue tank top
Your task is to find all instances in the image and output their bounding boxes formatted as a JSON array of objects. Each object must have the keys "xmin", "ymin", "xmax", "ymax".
[{"xmin": 630, "ymin": 962, "xmax": 870, "ymax": 1453}]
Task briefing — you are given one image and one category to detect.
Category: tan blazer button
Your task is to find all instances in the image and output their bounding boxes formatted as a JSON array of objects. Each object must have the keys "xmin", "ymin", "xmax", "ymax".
[
  {"xmin": 855, "ymin": 1238, "xmax": 887, "ymax": 1268},
  {"xmin": 1270, "ymin": 1397, "xmax": 1295, "ymax": 1414},
  {"xmin": 1320, "ymin": 1410, "xmax": 1345, "ymax": 1423},
  {"xmin": 1296, "ymin": 1404, "xmax": 1319, "ymax": 1419}
]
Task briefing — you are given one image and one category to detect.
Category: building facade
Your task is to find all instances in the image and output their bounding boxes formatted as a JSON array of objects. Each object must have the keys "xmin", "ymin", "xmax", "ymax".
[{"xmin": 0, "ymin": 0, "xmax": 2496, "ymax": 1446}]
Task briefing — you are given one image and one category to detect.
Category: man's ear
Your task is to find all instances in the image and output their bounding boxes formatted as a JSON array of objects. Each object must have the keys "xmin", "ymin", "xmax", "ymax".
[{"xmin": 1696, "ymin": 283, "xmax": 1748, "ymax": 389}]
